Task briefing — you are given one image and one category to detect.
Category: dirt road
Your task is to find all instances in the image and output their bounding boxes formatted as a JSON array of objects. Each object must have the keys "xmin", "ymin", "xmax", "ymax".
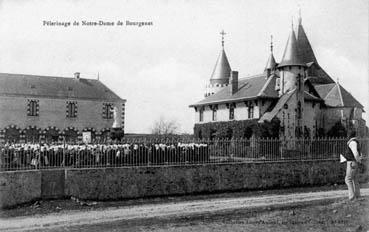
[{"xmin": 1, "ymin": 188, "xmax": 368, "ymax": 231}]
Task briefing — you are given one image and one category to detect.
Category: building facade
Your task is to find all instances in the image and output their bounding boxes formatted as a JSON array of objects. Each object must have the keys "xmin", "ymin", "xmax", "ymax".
[
  {"xmin": 0, "ymin": 72, "xmax": 126, "ymax": 143},
  {"xmin": 190, "ymin": 15, "xmax": 366, "ymax": 139}
]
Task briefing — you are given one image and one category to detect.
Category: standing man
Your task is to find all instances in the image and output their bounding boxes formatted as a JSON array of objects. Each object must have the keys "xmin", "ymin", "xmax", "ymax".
[{"xmin": 345, "ymin": 131, "xmax": 362, "ymax": 201}]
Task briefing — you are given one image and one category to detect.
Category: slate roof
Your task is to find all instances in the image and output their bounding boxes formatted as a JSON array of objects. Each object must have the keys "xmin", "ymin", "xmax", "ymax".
[
  {"xmin": 190, "ymin": 73, "xmax": 279, "ymax": 106},
  {"xmin": 296, "ymin": 22, "xmax": 318, "ymax": 64},
  {"xmin": 265, "ymin": 52, "xmax": 277, "ymax": 71},
  {"xmin": 0, "ymin": 73, "xmax": 124, "ymax": 101},
  {"xmin": 278, "ymin": 28, "xmax": 306, "ymax": 68},
  {"xmin": 258, "ymin": 89, "xmax": 323, "ymax": 123},
  {"xmin": 258, "ymin": 89, "xmax": 295, "ymax": 122},
  {"xmin": 210, "ymin": 49, "xmax": 231, "ymax": 82},
  {"xmin": 315, "ymin": 83, "xmax": 363, "ymax": 108},
  {"xmin": 306, "ymin": 63, "xmax": 334, "ymax": 84}
]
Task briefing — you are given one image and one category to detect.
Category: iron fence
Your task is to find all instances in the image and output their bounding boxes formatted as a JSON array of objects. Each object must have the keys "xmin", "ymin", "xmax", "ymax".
[{"xmin": 1, "ymin": 138, "xmax": 368, "ymax": 171}]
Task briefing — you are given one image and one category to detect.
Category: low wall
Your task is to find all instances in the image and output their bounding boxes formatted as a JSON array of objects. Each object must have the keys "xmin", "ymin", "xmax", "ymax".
[
  {"xmin": 0, "ymin": 170, "xmax": 41, "ymax": 208},
  {"xmin": 2, "ymin": 159, "xmax": 368, "ymax": 208},
  {"xmin": 65, "ymin": 160, "xmax": 365, "ymax": 200},
  {"xmin": 41, "ymin": 169, "xmax": 65, "ymax": 199}
]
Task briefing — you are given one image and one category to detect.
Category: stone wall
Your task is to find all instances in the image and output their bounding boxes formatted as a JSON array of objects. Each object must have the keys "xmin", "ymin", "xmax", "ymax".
[
  {"xmin": 65, "ymin": 160, "xmax": 366, "ymax": 200},
  {"xmin": 0, "ymin": 170, "xmax": 41, "ymax": 208},
  {"xmin": 1, "ymin": 159, "xmax": 368, "ymax": 208}
]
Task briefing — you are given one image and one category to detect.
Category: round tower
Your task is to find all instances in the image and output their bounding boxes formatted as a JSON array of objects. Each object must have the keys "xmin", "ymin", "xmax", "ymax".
[
  {"xmin": 277, "ymin": 24, "xmax": 306, "ymax": 95},
  {"xmin": 277, "ymin": 22, "xmax": 307, "ymax": 138}
]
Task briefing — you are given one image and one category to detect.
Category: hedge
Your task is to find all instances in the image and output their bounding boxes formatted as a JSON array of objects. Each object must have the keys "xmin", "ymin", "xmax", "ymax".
[{"xmin": 194, "ymin": 118, "xmax": 281, "ymax": 139}]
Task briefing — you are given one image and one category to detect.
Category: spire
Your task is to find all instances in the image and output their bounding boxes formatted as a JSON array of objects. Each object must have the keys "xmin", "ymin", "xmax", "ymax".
[
  {"xmin": 295, "ymin": 9, "xmax": 318, "ymax": 64},
  {"xmin": 220, "ymin": 30, "xmax": 226, "ymax": 48},
  {"xmin": 210, "ymin": 30, "xmax": 231, "ymax": 82},
  {"xmin": 278, "ymin": 25, "xmax": 305, "ymax": 68},
  {"xmin": 265, "ymin": 35, "xmax": 276, "ymax": 71}
]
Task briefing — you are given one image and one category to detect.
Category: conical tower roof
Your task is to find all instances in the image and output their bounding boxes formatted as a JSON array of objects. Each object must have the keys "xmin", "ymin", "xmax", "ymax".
[
  {"xmin": 210, "ymin": 48, "xmax": 231, "ymax": 81},
  {"xmin": 265, "ymin": 35, "xmax": 277, "ymax": 71},
  {"xmin": 278, "ymin": 25, "xmax": 306, "ymax": 68},
  {"xmin": 296, "ymin": 17, "xmax": 318, "ymax": 64},
  {"xmin": 265, "ymin": 53, "xmax": 276, "ymax": 71}
]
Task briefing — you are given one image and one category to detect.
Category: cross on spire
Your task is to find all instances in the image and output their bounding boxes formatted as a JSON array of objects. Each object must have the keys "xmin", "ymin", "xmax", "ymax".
[
  {"xmin": 298, "ymin": 5, "xmax": 302, "ymax": 24},
  {"xmin": 270, "ymin": 35, "xmax": 273, "ymax": 53},
  {"xmin": 220, "ymin": 30, "xmax": 226, "ymax": 48}
]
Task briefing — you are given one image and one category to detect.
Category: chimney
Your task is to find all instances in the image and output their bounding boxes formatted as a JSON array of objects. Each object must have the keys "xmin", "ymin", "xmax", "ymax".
[
  {"xmin": 229, "ymin": 71, "xmax": 238, "ymax": 95},
  {"xmin": 74, "ymin": 72, "xmax": 80, "ymax": 79}
]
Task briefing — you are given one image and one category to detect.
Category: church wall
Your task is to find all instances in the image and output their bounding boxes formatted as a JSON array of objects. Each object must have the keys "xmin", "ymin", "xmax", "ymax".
[
  {"xmin": 303, "ymin": 101, "xmax": 322, "ymax": 138},
  {"xmin": 275, "ymin": 95, "xmax": 298, "ymax": 140},
  {"xmin": 322, "ymin": 108, "xmax": 351, "ymax": 132},
  {"xmin": 0, "ymin": 95, "xmax": 125, "ymax": 133}
]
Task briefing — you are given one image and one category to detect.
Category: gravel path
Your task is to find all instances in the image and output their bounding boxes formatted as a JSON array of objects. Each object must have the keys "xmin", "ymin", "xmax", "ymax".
[{"xmin": 1, "ymin": 188, "xmax": 368, "ymax": 231}]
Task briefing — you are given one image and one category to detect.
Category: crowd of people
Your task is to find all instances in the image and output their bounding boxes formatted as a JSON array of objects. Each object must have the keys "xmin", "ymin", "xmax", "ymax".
[{"xmin": 0, "ymin": 142, "xmax": 210, "ymax": 170}]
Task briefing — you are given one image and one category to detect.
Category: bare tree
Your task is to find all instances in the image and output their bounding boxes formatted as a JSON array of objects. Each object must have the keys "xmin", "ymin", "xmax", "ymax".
[{"xmin": 151, "ymin": 116, "xmax": 179, "ymax": 135}]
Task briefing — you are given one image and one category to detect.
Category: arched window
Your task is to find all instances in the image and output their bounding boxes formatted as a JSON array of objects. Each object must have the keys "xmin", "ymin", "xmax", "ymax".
[{"xmin": 66, "ymin": 101, "xmax": 77, "ymax": 118}]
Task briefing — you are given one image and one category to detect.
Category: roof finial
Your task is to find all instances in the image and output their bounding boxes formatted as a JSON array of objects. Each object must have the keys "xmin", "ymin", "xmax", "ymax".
[
  {"xmin": 270, "ymin": 35, "xmax": 273, "ymax": 53},
  {"xmin": 336, "ymin": 77, "xmax": 339, "ymax": 84},
  {"xmin": 97, "ymin": 72, "xmax": 100, "ymax": 80},
  {"xmin": 298, "ymin": 5, "xmax": 302, "ymax": 25},
  {"xmin": 220, "ymin": 30, "xmax": 226, "ymax": 48},
  {"xmin": 291, "ymin": 17, "xmax": 294, "ymax": 29}
]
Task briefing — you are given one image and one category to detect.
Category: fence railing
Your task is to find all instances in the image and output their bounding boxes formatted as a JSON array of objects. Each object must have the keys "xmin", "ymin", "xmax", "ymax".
[{"xmin": 1, "ymin": 138, "xmax": 368, "ymax": 171}]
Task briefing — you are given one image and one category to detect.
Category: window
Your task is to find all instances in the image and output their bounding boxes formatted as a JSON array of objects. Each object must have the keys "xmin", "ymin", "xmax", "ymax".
[
  {"xmin": 212, "ymin": 108, "xmax": 217, "ymax": 121},
  {"xmin": 229, "ymin": 106, "xmax": 234, "ymax": 120},
  {"xmin": 248, "ymin": 105, "xmax": 254, "ymax": 119},
  {"xmin": 297, "ymin": 101, "xmax": 302, "ymax": 119},
  {"xmin": 297, "ymin": 74, "xmax": 302, "ymax": 90},
  {"xmin": 199, "ymin": 108, "xmax": 204, "ymax": 122},
  {"xmin": 66, "ymin": 101, "xmax": 77, "ymax": 118},
  {"xmin": 103, "ymin": 103, "xmax": 114, "ymax": 119},
  {"xmin": 27, "ymin": 99, "xmax": 39, "ymax": 116}
]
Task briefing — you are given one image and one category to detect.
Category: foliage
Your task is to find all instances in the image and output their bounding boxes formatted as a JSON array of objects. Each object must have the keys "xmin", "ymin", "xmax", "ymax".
[
  {"xmin": 327, "ymin": 121, "xmax": 347, "ymax": 138},
  {"xmin": 151, "ymin": 116, "xmax": 179, "ymax": 135},
  {"xmin": 194, "ymin": 118, "xmax": 280, "ymax": 139}
]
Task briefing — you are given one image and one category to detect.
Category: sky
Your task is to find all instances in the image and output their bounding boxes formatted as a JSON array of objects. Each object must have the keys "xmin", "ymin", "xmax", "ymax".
[{"xmin": 0, "ymin": 0, "xmax": 368, "ymax": 134}]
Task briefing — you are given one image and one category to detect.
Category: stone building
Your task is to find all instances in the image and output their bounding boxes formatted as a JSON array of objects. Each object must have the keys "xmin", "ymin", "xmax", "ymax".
[
  {"xmin": 0, "ymin": 72, "xmax": 126, "ymax": 143},
  {"xmin": 190, "ymin": 15, "xmax": 366, "ymax": 139}
]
